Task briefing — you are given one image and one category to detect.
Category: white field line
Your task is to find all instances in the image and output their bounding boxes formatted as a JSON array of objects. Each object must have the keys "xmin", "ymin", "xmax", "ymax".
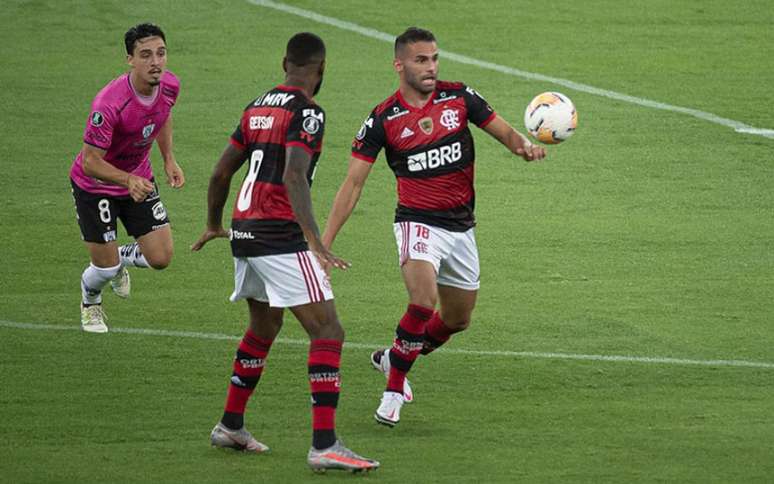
[
  {"xmin": 248, "ymin": 0, "xmax": 774, "ymax": 140},
  {"xmin": 2, "ymin": 320, "xmax": 773, "ymax": 369}
]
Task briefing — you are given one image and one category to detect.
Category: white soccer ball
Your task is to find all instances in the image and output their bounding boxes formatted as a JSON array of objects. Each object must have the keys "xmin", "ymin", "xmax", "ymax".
[{"xmin": 524, "ymin": 91, "xmax": 577, "ymax": 144}]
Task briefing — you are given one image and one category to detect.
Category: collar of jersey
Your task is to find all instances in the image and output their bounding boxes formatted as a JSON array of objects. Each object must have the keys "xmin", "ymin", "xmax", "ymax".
[
  {"xmin": 395, "ymin": 88, "xmax": 437, "ymax": 114},
  {"xmin": 277, "ymin": 84, "xmax": 305, "ymax": 93}
]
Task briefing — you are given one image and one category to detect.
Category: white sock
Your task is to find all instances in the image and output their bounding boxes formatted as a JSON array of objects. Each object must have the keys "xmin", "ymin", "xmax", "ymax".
[
  {"xmin": 81, "ymin": 262, "xmax": 121, "ymax": 305},
  {"xmin": 119, "ymin": 242, "xmax": 150, "ymax": 268}
]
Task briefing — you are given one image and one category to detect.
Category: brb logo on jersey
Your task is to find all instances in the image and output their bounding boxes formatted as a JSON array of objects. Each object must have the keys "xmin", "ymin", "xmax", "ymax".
[{"xmin": 407, "ymin": 141, "xmax": 462, "ymax": 172}]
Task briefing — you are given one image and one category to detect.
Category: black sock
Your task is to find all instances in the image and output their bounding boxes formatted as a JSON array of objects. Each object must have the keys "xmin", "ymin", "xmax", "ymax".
[
  {"xmin": 221, "ymin": 411, "xmax": 244, "ymax": 430},
  {"xmin": 313, "ymin": 429, "xmax": 336, "ymax": 450}
]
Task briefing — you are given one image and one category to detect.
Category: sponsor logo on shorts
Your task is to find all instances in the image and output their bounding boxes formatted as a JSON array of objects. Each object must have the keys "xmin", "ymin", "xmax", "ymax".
[
  {"xmin": 229, "ymin": 229, "xmax": 255, "ymax": 240},
  {"xmin": 151, "ymin": 202, "xmax": 167, "ymax": 221},
  {"xmin": 412, "ymin": 241, "xmax": 428, "ymax": 254},
  {"xmin": 102, "ymin": 230, "xmax": 117, "ymax": 242},
  {"xmin": 151, "ymin": 224, "xmax": 168, "ymax": 231}
]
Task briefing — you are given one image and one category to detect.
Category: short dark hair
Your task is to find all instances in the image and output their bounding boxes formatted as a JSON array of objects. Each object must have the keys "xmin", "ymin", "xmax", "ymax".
[
  {"xmin": 124, "ymin": 23, "xmax": 166, "ymax": 55},
  {"xmin": 394, "ymin": 27, "xmax": 436, "ymax": 55},
  {"xmin": 286, "ymin": 32, "xmax": 326, "ymax": 67}
]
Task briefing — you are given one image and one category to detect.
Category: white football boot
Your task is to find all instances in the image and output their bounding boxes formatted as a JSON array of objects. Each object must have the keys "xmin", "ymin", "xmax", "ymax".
[
  {"xmin": 374, "ymin": 391, "xmax": 404, "ymax": 427},
  {"xmin": 81, "ymin": 304, "xmax": 108, "ymax": 333},
  {"xmin": 307, "ymin": 440, "xmax": 379, "ymax": 473},
  {"xmin": 210, "ymin": 422, "xmax": 269, "ymax": 453},
  {"xmin": 110, "ymin": 267, "xmax": 131, "ymax": 299},
  {"xmin": 370, "ymin": 348, "xmax": 413, "ymax": 403}
]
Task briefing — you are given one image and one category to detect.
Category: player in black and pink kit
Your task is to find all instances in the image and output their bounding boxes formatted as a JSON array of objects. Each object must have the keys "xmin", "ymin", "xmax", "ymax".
[
  {"xmin": 70, "ymin": 23, "xmax": 185, "ymax": 333},
  {"xmin": 191, "ymin": 32, "xmax": 378, "ymax": 473},
  {"xmin": 322, "ymin": 27, "xmax": 546, "ymax": 427}
]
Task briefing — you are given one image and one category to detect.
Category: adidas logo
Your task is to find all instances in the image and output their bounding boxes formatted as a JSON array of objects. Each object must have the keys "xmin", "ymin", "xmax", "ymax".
[{"xmin": 400, "ymin": 127, "xmax": 415, "ymax": 139}]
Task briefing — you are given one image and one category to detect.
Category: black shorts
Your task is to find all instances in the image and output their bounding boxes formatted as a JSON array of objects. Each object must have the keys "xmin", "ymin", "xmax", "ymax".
[{"xmin": 71, "ymin": 178, "xmax": 170, "ymax": 243}]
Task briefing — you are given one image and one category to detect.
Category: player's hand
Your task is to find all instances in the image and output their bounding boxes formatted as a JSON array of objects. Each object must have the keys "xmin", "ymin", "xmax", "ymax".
[
  {"xmin": 127, "ymin": 175, "xmax": 155, "ymax": 202},
  {"xmin": 164, "ymin": 160, "xmax": 185, "ymax": 188},
  {"xmin": 516, "ymin": 143, "xmax": 546, "ymax": 162},
  {"xmin": 191, "ymin": 227, "xmax": 229, "ymax": 251},
  {"xmin": 308, "ymin": 239, "xmax": 351, "ymax": 273}
]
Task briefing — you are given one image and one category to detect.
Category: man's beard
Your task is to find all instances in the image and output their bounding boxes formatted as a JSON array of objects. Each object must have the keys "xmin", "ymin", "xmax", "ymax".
[{"xmin": 408, "ymin": 73, "xmax": 434, "ymax": 95}]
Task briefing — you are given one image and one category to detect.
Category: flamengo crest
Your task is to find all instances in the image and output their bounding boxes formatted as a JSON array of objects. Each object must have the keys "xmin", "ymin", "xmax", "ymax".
[{"xmin": 440, "ymin": 109, "xmax": 460, "ymax": 130}]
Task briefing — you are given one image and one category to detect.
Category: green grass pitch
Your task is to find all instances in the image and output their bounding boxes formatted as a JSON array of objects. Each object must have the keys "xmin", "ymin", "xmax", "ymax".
[{"xmin": 1, "ymin": 0, "xmax": 773, "ymax": 482}]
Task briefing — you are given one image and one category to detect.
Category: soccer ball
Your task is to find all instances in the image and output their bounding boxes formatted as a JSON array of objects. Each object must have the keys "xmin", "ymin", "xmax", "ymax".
[{"xmin": 524, "ymin": 92, "xmax": 577, "ymax": 144}]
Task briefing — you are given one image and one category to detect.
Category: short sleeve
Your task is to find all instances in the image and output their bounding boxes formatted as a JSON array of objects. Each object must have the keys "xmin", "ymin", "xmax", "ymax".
[
  {"xmin": 229, "ymin": 119, "xmax": 246, "ymax": 150},
  {"xmin": 82, "ymin": 99, "xmax": 116, "ymax": 150},
  {"xmin": 351, "ymin": 110, "xmax": 385, "ymax": 163},
  {"xmin": 161, "ymin": 71, "xmax": 180, "ymax": 107},
  {"xmin": 462, "ymin": 85, "xmax": 496, "ymax": 128},
  {"xmin": 286, "ymin": 104, "xmax": 325, "ymax": 155}
]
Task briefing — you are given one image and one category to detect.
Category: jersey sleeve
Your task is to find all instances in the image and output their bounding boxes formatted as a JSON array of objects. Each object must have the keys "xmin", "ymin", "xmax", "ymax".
[
  {"xmin": 462, "ymin": 84, "xmax": 496, "ymax": 128},
  {"xmin": 82, "ymin": 98, "xmax": 117, "ymax": 150},
  {"xmin": 351, "ymin": 110, "xmax": 385, "ymax": 163},
  {"xmin": 286, "ymin": 104, "xmax": 325, "ymax": 155},
  {"xmin": 160, "ymin": 71, "xmax": 180, "ymax": 107}
]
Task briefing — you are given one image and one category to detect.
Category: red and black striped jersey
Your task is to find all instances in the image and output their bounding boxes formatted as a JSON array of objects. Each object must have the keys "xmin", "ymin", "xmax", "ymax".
[
  {"xmin": 352, "ymin": 81, "xmax": 495, "ymax": 231},
  {"xmin": 228, "ymin": 84, "xmax": 325, "ymax": 257}
]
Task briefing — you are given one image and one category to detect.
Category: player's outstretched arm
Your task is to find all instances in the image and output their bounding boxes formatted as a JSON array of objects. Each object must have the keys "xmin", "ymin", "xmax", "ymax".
[
  {"xmin": 157, "ymin": 114, "xmax": 185, "ymax": 188},
  {"xmin": 284, "ymin": 146, "xmax": 350, "ymax": 271},
  {"xmin": 191, "ymin": 143, "xmax": 245, "ymax": 251},
  {"xmin": 483, "ymin": 115, "xmax": 546, "ymax": 162},
  {"xmin": 81, "ymin": 143, "xmax": 154, "ymax": 202},
  {"xmin": 321, "ymin": 157, "xmax": 374, "ymax": 249}
]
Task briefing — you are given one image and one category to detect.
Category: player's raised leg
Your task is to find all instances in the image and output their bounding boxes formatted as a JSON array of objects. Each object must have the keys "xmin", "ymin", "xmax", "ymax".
[
  {"xmin": 376, "ymin": 259, "xmax": 437, "ymax": 426},
  {"xmin": 210, "ymin": 298, "xmax": 282, "ymax": 453},
  {"xmin": 133, "ymin": 224, "xmax": 174, "ymax": 269},
  {"xmin": 421, "ymin": 284, "xmax": 477, "ymax": 355},
  {"xmin": 114, "ymin": 190, "xmax": 175, "ymax": 297}
]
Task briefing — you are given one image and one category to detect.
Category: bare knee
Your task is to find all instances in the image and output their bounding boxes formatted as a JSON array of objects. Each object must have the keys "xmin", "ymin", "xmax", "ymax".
[
  {"xmin": 448, "ymin": 318, "xmax": 471, "ymax": 332},
  {"xmin": 146, "ymin": 249, "xmax": 173, "ymax": 270},
  {"xmin": 316, "ymin": 320, "xmax": 344, "ymax": 341},
  {"xmin": 439, "ymin": 313, "xmax": 472, "ymax": 333}
]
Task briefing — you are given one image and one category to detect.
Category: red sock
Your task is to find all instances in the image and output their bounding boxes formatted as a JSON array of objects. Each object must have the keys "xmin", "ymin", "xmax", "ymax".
[
  {"xmin": 224, "ymin": 329, "xmax": 273, "ymax": 415},
  {"xmin": 421, "ymin": 311, "xmax": 456, "ymax": 355},
  {"xmin": 386, "ymin": 304, "xmax": 434, "ymax": 394},
  {"xmin": 308, "ymin": 339, "xmax": 342, "ymax": 449}
]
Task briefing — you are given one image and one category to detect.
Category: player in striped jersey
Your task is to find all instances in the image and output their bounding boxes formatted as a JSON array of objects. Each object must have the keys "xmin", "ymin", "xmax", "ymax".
[
  {"xmin": 322, "ymin": 27, "xmax": 546, "ymax": 427},
  {"xmin": 192, "ymin": 32, "xmax": 378, "ymax": 473}
]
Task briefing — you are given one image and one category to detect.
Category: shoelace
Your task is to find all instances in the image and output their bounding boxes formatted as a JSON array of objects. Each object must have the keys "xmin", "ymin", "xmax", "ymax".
[{"xmin": 85, "ymin": 307, "xmax": 106, "ymax": 324}]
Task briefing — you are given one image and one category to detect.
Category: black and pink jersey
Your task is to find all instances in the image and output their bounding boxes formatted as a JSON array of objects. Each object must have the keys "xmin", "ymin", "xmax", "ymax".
[
  {"xmin": 352, "ymin": 81, "xmax": 495, "ymax": 231},
  {"xmin": 229, "ymin": 85, "xmax": 325, "ymax": 257},
  {"xmin": 70, "ymin": 71, "xmax": 180, "ymax": 196}
]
